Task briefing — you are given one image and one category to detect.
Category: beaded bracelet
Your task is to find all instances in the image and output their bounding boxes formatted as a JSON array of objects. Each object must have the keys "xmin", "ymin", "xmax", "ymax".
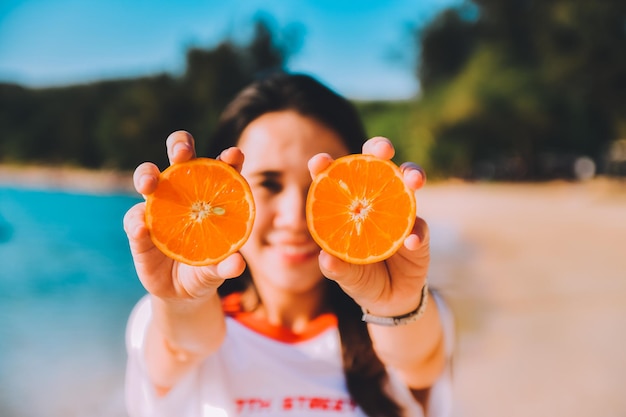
[{"xmin": 361, "ymin": 282, "xmax": 429, "ymax": 326}]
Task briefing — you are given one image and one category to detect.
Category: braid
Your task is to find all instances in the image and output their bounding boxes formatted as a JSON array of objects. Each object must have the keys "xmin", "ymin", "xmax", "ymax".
[{"xmin": 327, "ymin": 282, "xmax": 404, "ymax": 417}]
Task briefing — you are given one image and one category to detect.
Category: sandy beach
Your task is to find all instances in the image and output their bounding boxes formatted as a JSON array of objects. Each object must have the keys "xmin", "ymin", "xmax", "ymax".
[
  {"xmin": 419, "ymin": 179, "xmax": 626, "ymax": 417},
  {"xmin": 2, "ymin": 165, "xmax": 625, "ymax": 417}
]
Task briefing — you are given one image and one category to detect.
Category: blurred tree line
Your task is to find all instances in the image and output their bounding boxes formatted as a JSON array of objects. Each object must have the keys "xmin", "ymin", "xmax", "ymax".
[
  {"xmin": 0, "ymin": 18, "xmax": 297, "ymax": 171},
  {"xmin": 1, "ymin": 1, "xmax": 625, "ymax": 179}
]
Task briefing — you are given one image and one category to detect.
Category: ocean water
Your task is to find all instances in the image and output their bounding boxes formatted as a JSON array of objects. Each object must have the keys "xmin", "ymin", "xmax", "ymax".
[{"xmin": 0, "ymin": 186, "xmax": 145, "ymax": 417}]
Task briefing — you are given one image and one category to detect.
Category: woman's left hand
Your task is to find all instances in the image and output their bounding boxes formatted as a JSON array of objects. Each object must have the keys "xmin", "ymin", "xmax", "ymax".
[{"xmin": 308, "ymin": 136, "xmax": 430, "ymax": 317}]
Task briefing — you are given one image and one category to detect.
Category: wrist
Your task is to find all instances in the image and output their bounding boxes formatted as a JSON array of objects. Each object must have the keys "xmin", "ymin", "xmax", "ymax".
[
  {"xmin": 361, "ymin": 282, "xmax": 429, "ymax": 327},
  {"xmin": 149, "ymin": 293, "xmax": 226, "ymax": 354},
  {"xmin": 153, "ymin": 288, "xmax": 219, "ymax": 309},
  {"xmin": 150, "ymin": 292, "xmax": 223, "ymax": 334}
]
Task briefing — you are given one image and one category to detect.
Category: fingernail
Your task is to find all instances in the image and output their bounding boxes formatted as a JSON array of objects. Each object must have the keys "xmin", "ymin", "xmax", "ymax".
[
  {"xmin": 406, "ymin": 169, "xmax": 421, "ymax": 183},
  {"xmin": 417, "ymin": 167, "xmax": 426, "ymax": 183},
  {"xmin": 404, "ymin": 164, "xmax": 426, "ymax": 183},
  {"xmin": 139, "ymin": 175, "xmax": 152, "ymax": 189},
  {"xmin": 174, "ymin": 142, "xmax": 191, "ymax": 155},
  {"xmin": 376, "ymin": 140, "xmax": 393, "ymax": 153}
]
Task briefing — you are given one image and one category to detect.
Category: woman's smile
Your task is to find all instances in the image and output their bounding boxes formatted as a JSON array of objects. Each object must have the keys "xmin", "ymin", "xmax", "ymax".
[
  {"xmin": 267, "ymin": 238, "xmax": 320, "ymax": 264},
  {"xmin": 237, "ymin": 109, "xmax": 348, "ymax": 292}
]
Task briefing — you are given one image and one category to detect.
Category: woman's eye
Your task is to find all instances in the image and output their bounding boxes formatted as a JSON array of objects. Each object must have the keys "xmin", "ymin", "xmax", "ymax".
[{"xmin": 260, "ymin": 180, "xmax": 282, "ymax": 193}]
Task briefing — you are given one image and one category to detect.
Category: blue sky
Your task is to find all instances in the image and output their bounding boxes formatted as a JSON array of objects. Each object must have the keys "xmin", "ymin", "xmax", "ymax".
[{"xmin": 0, "ymin": 0, "xmax": 463, "ymax": 100}]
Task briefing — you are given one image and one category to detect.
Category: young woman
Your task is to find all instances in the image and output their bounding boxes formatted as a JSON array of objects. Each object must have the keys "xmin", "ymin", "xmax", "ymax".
[{"xmin": 124, "ymin": 73, "xmax": 454, "ymax": 417}]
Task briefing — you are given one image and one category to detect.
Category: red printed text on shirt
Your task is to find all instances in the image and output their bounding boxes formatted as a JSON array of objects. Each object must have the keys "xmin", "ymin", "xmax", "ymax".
[{"xmin": 235, "ymin": 396, "xmax": 357, "ymax": 413}]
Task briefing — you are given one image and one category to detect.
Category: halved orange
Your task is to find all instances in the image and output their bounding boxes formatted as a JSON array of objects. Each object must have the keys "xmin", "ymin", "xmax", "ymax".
[
  {"xmin": 306, "ymin": 154, "xmax": 416, "ymax": 264},
  {"xmin": 145, "ymin": 158, "xmax": 255, "ymax": 266}
]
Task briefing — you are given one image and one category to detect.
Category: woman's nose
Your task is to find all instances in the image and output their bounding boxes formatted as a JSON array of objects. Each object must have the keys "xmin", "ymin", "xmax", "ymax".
[{"xmin": 275, "ymin": 186, "xmax": 308, "ymax": 230}]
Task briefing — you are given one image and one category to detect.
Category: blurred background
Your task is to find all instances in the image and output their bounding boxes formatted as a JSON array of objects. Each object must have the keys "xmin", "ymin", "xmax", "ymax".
[{"xmin": 1, "ymin": 0, "xmax": 625, "ymax": 416}]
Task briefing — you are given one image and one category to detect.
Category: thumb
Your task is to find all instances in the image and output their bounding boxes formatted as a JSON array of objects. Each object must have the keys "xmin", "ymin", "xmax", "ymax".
[
  {"xmin": 177, "ymin": 252, "xmax": 247, "ymax": 299},
  {"xmin": 215, "ymin": 252, "xmax": 247, "ymax": 279},
  {"xmin": 318, "ymin": 251, "xmax": 361, "ymax": 288},
  {"xmin": 319, "ymin": 250, "xmax": 396, "ymax": 307},
  {"xmin": 192, "ymin": 252, "xmax": 247, "ymax": 288}
]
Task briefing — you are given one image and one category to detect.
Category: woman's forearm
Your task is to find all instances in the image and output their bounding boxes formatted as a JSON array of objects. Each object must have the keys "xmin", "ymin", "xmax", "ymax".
[
  {"xmin": 367, "ymin": 292, "xmax": 446, "ymax": 389},
  {"xmin": 144, "ymin": 293, "xmax": 226, "ymax": 395}
]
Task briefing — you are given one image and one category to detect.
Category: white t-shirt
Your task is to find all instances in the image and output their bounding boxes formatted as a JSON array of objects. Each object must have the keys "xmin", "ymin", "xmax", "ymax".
[{"xmin": 125, "ymin": 293, "xmax": 454, "ymax": 417}]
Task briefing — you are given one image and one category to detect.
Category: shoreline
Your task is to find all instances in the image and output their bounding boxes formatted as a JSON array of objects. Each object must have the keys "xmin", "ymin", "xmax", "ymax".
[
  {"xmin": 3, "ymin": 163, "xmax": 625, "ymax": 195},
  {"xmin": 0, "ymin": 164, "xmax": 135, "ymax": 195}
]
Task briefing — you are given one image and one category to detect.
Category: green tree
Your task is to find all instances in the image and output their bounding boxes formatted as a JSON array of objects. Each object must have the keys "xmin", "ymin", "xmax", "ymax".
[{"xmin": 412, "ymin": 0, "xmax": 626, "ymax": 179}]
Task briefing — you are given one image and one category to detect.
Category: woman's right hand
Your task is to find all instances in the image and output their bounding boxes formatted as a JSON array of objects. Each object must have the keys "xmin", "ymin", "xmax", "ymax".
[{"xmin": 123, "ymin": 131, "xmax": 247, "ymax": 301}]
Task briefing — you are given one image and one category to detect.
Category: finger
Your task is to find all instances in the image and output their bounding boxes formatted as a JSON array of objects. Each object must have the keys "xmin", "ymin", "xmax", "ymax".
[
  {"xmin": 318, "ymin": 250, "xmax": 358, "ymax": 285},
  {"xmin": 216, "ymin": 252, "xmax": 247, "ymax": 279},
  {"xmin": 400, "ymin": 162, "xmax": 427, "ymax": 190},
  {"xmin": 123, "ymin": 203, "xmax": 153, "ymax": 252},
  {"xmin": 133, "ymin": 162, "xmax": 160, "ymax": 196},
  {"xmin": 308, "ymin": 153, "xmax": 334, "ymax": 179},
  {"xmin": 362, "ymin": 136, "xmax": 395, "ymax": 160},
  {"xmin": 180, "ymin": 253, "xmax": 247, "ymax": 298},
  {"xmin": 403, "ymin": 233, "xmax": 422, "ymax": 251},
  {"xmin": 403, "ymin": 216, "xmax": 429, "ymax": 252},
  {"xmin": 217, "ymin": 147, "xmax": 245, "ymax": 173},
  {"xmin": 166, "ymin": 131, "xmax": 196, "ymax": 165}
]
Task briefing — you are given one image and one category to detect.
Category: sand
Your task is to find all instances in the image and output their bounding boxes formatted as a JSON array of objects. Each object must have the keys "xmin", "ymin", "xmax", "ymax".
[
  {"xmin": 0, "ymin": 164, "xmax": 134, "ymax": 194},
  {"xmin": 419, "ymin": 178, "xmax": 626, "ymax": 417},
  {"xmin": 2, "ymin": 165, "xmax": 625, "ymax": 416}
]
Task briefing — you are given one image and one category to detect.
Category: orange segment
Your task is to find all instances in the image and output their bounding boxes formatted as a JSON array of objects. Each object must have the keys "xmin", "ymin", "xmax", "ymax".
[
  {"xmin": 145, "ymin": 157, "xmax": 255, "ymax": 266},
  {"xmin": 306, "ymin": 154, "xmax": 416, "ymax": 264}
]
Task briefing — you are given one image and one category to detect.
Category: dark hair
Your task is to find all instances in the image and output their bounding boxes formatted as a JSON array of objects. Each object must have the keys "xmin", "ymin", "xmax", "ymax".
[
  {"xmin": 208, "ymin": 72, "xmax": 365, "ymax": 156},
  {"xmin": 211, "ymin": 72, "xmax": 403, "ymax": 417}
]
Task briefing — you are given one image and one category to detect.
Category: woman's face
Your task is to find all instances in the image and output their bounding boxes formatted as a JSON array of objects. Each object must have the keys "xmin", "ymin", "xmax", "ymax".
[{"xmin": 237, "ymin": 110, "xmax": 349, "ymax": 296}]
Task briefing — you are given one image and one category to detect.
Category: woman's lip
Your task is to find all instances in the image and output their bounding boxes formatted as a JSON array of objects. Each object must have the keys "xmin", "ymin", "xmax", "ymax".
[
  {"xmin": 271, "ymin": 243, "xmax": 320, "ymax": 262},
  {"xmin": 280, "ymin": 250, "xmax": 319, "ymax": 264}
]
